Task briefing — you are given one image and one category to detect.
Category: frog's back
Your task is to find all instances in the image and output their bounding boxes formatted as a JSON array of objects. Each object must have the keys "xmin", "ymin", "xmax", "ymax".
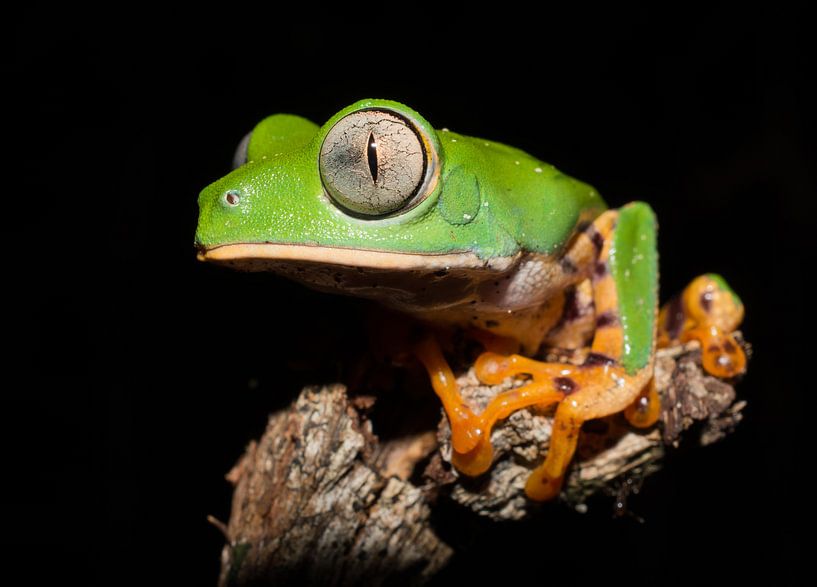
[{"xmin": 436, "ymin": 128, "xmax": 607, "ymax": 257}]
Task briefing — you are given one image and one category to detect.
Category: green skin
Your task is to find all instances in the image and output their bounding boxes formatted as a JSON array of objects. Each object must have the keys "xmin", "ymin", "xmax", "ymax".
[{"xmin": 196, "ymin": 99, "xmax": 658, "ymax": 374}]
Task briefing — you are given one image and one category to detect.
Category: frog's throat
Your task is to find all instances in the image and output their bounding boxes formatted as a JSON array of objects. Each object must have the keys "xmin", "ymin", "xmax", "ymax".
[{"xmin": 197, "ymin": 243, "xmax": 518, "ymax": 272}]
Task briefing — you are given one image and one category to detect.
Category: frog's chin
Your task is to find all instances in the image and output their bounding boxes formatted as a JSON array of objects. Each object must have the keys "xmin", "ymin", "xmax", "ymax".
[
  {"xmin": 197, "ymin": 243, "xmax": 517, "ymax": 272},
  {"xmin": 197, "ymin": 242, "xmax": 522, "ymax": 313},
  {"xmin": 197, "ymin": 243, "xmax": 561, "ymax": 319}
]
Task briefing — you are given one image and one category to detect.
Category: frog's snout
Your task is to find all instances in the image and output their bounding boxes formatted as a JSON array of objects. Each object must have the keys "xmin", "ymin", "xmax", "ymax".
[
  {"xmin": 195, "ymin": 242, "xmax": 207, "ymax": 261},
  {"xmin": 194, "ymin": 235, "xmax": 213, "ymax": 261}
]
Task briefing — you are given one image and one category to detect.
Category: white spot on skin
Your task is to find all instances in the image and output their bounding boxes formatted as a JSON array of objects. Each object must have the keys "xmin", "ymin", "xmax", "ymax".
[
  {"xmin": 515, "ymin": 161, "xmax": 520, "ymax": 165},
  {"xmin": 463, "ymin": 213, "xmax": 472, "ymax": 220},
  {"xmin": 451, "ymin": 138, "xmax": 458, "ymax": 142},
  {"xmin": 534, "ymin": 167, "xmax": 543, "ymax": 173},
  {"xmin": 570, "ymin": 400, "xmax": 578, "ymax": 408},
  {"xmin": 484, "ymin": 142, "xmax": 491, "ymax": 147},
  {"xmin": 575, "ymin": 503, "xmax": 588, "ymax": 514},
  {"xmin": 442, "ymin": 128, "xmax": 450, "ymax": 132},
  {"xmin": 560, "ymin": 369, "xmax": 572, "ymax": 376}
]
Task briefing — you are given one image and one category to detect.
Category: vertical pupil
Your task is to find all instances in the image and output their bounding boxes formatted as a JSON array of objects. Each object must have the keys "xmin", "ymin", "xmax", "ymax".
[{"xmin": 366, "ymin": 132, "xmax": 378, "ymax": 183}]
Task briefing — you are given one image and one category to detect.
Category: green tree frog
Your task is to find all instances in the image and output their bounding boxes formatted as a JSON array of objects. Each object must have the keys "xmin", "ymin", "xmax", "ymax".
[{"xmin": 195, "ymin": 99, "xmax": 746, "ymax": 500}]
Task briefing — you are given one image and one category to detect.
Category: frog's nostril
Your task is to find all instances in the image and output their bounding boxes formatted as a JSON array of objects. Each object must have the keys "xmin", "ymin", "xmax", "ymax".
[{"xmin": 224, "ymin": 191, "xmax": 241, "ymax": 206}]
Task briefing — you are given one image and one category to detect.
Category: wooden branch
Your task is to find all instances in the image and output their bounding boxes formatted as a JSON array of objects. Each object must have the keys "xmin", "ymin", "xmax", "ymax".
[
  {"xmin": 216, "ymin": 338, "xmax": 746, "ymax": 585},
  {"xmin": 216, "ymin": 385, "xmax": 451, "ymax": 587},
  {"xmin": 435, "ymin": 340, "xmax": 745, "ymax": 519}
]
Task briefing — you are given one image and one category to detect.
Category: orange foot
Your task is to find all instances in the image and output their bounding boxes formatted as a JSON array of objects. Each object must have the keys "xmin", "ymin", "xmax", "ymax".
[{"xmin": 658, "ymin": 274, "xmax": 746, "ymax": 377}]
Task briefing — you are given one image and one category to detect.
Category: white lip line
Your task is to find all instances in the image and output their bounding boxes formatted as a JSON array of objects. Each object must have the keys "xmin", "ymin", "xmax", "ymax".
[{"xmin": 198, "ymin": 242, "xmax": 518, "ymax": 272}]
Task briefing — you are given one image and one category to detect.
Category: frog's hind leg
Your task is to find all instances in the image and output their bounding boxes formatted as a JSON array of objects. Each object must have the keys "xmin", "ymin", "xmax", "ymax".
[
  {"xmin": 470, "ymin": 203, "xmax": 660, "ymax": 500},
  {"xmin": 658, "ymin": 274, "xmax": 746, "ymax": 378}
]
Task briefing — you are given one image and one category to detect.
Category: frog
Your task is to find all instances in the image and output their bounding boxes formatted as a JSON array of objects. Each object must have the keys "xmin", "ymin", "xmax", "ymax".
[{"xmin": 195, "ymin": 99, "xmax": 746, "ymax": 501}]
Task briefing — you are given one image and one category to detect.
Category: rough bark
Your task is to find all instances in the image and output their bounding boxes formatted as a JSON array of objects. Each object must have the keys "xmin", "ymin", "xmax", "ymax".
[
  {"xmin": 216, "ymin": 385, "xmax": 450, "ymax": 587},
  {"xmin": 215, "ymin": 338, "xmax": 746, "ymax": 585},
  {"xmin": 435, "ymin": 340, "xmax": 746, "ymax": 519}
]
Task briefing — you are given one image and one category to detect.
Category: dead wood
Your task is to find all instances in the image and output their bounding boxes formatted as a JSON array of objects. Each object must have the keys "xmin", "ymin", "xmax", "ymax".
[{"xmin": 216, "ymin": 337, "xmax": 746, "ymax": 585}]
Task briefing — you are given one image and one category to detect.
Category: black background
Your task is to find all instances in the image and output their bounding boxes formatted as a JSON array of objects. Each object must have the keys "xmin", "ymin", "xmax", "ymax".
[{"xmin": 5, "ymin": 7, "xmax": 811, "ymax": 585}]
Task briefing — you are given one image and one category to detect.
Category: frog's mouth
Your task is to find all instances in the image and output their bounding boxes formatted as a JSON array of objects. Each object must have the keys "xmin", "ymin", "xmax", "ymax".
[
  {"xmin": 196, "ymin": 242, "xmax": 519, "ymax": 312},
  {"xmin": 197, "ymin": 243, "xmax": 516, "ymax": 272}
]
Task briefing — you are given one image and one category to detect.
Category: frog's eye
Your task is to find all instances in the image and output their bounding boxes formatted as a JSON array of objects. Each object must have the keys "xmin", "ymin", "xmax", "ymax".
[
  {"xmin": 232, "ymin": 131, "xmax": 252, "ymax": 169},
  {"xmin": 319, "ymin": 110, "xmax": 431, "ymax": 217}
]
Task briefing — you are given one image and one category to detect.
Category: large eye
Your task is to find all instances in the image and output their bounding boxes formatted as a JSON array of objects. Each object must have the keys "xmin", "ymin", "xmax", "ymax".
[{"xmin": 319, "ymin": 110, "xmax": 429, "ymax": 216}]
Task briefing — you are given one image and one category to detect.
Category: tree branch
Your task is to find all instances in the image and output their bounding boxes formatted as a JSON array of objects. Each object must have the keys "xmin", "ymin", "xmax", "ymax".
[{"xmin": 216, "ymin": 338, "xmax": 746, "ymax": 585}]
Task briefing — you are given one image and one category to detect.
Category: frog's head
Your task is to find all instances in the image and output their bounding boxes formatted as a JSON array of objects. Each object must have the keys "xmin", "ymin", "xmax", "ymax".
[{"xmin": 195, "ymin": 99, "xmax": 604, "ymax": 311}]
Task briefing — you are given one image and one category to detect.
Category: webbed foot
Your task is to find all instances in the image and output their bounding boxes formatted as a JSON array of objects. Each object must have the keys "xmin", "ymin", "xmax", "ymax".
[{"xmin": 659, "ymin": 274, "xmax": 746, "ymax": 378}]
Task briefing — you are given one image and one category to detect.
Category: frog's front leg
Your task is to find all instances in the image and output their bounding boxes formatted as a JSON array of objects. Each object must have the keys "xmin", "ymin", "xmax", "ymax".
[
  {"xmin": 465, "ymin": 203, "xmax": 660, "ymax": 500},
  {"xmin": 414, "ymin": 337, "xmax": 483, "ymax": 454}
]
